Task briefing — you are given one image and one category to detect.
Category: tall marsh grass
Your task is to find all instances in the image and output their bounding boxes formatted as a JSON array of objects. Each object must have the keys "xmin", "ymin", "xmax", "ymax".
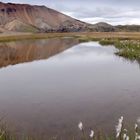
[
  {"xmin": 78, "ymin": 116, "xmax": 140, "ymax": 140},
  {"xmin": 0, "ymin": 117, "xmax": 140, "ymax": 140},
  {"xmin": 115, "ymin": 40, "xmax": 140, "ymax": 61},
  {"xmin": 99, "ymin": 39, "xmax": 117, "ymax": 45},
  {"xmin": 99, "ymin": 39, "xmax": 140, "ymax": 62}
]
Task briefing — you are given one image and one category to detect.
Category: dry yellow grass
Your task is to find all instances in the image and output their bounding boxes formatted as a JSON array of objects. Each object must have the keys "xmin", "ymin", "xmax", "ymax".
[{"xmin": 1, "ymin": 32, "xmax": 140, "ymax": 42}]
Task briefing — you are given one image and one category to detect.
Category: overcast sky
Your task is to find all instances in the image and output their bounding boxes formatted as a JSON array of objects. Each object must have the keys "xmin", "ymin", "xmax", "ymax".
[{"xmin": 1, "ymin": 0, "xmax": 140, "ymax": 25}]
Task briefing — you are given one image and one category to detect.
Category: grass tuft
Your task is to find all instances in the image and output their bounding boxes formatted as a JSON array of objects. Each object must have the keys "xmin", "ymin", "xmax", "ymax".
[
  {"xmin": 99, "ymin": 39, "xmax": 118, "ymax": 45},
  {"xmin": 114, "ymin": 40, "xmax": 140, "ymax": 61}
]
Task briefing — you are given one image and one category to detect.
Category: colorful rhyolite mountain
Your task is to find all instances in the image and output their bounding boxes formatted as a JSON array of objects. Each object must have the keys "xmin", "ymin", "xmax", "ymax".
[{"xmin": 0, "ymin": 2, "xmax": 139, "ymax": 33}]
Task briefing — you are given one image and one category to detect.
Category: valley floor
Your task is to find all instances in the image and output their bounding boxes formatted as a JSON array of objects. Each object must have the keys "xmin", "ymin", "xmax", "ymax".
[{"xmin": 1, "ymin": 32, "xmax": 140, "ymax": 42}]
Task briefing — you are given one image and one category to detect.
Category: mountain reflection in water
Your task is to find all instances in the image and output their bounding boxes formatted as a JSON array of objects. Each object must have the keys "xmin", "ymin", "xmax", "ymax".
[{"xmin": 0, "ymin": 38, "xmax": 79, "ymax": 68}]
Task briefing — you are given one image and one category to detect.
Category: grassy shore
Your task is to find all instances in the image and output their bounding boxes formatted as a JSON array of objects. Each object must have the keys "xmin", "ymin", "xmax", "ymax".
[
  {"xmin": 98, "ymin": 39, "xmax": 140, "ymax": 61},
  {"xmin": 1, "ymin": 32, "xmax": 140, "ymax": 42},
  {"xmin": 115, "ymin": 40, "xmax": 140, "ymax": 61},
  {"xmin": 0, "ymin": 33, "xmax": 66, "ymax": 42},
  {"xmin": 0, "ymin": 32, "xmax": 140, "ymax": 61},
  {"xmin": 75, "ymin": 32, "xmax": 140, "ymax": 62}
]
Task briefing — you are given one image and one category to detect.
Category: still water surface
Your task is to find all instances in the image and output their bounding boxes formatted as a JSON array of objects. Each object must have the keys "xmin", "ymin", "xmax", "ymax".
[{"xmin": 0, "ymin": 38, "xmax": 140, "ymax": 139}]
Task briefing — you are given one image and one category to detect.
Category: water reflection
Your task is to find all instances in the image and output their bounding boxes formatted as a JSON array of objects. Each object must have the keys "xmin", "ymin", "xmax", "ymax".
[
  {"xmin": 0, "ymin": 38, "xmax": 79, "ymax": 68},
  {"xmin": 0, "ymin": 40, "xmax": 140, "ymax": 139}
]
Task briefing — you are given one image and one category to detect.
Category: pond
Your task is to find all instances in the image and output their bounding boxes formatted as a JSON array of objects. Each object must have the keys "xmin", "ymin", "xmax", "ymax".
[{"xmin": 0, "ymin": 38, "xmax": 140, "ymax": 139}]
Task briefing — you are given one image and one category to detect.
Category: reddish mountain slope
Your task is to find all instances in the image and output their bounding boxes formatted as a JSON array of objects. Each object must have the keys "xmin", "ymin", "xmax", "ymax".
[{"xmin": 0, "ymin": 2, "xmax": 89, "ymax": 32}]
